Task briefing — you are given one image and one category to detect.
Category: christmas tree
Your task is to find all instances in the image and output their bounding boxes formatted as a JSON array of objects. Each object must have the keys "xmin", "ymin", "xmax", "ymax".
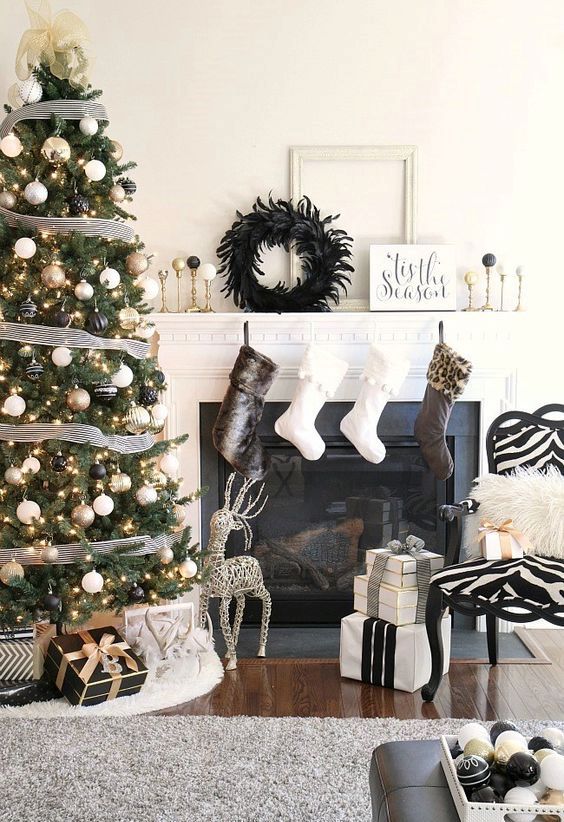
[{"xmin": 0, "ymin": 3, "xmax": 202, "ymax": 629}]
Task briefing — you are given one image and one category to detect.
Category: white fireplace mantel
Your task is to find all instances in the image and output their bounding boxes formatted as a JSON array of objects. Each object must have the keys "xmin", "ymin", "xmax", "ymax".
[{"xmin": 152, "ymin": 310, "xmax": 527, "ymax": 548}]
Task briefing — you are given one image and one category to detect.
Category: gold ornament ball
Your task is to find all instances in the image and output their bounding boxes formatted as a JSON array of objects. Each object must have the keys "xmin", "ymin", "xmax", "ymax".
[
  {"xmin": 119, "ymin": 306, "xmax": 140, "ymax": 330},
  {"xmin": 109, "ymin": 471, "xmax": 131, "ymax": 493},
  {"xmin": 147, "ymin": 412, "xmax": 165, "ymax": 435},
  {"xmin": 41, "ymin": 263, "xmax": 66, "ymax": 289},
  {"xmin": 109, "ymin": 139, "xmax": 123, "ymax": 161},
  {"xmin": 495, "ymin": 739, "xmax": 527, "ymax": 768},
  {"xmin": 464, "ymin": 270, "xmax": 479, "ymax": 287},
  {"xmin": 464, "ymin": 738, "xmax": 495, "ymax": 765},
  {"xmin": 171, "ymin": 257, "xmax": 186, "ymax": 274},
  {"xmin": 40, "ymin": 544, "xmax": 59, "ymax": 563},
  {"xmin": 0, "ymin": 558, "xmax": 25, "ymax": 585},
  {"xmin": 535, "ymin": 748, "xmax": 558, "ymax": 764},
  {"xmin": 173, "ymin": 504, "xmax": 186, "ymax": 525},
  {"xmin": 71, "ymin": 503, "xmax": 95, "ymax": 528},
  {"xmin": 158, "ymin": 545, "xmax": 174, "ymax": 565},
  {"xmin": 124, "ymin": 403, "xmax": 151, "ymax": 434},
  {"xmin": 125, "ymin": 251, "xmax": 149, "ymax": 276},
  {"xmin": 41, "ymin": 136, "xmax": 71, "ymax": 164},
  {"xmin": 66, "ymin": 387, "xmax": 91, "ymax": 411},
  {"xmin": 109, "ymin": 184, "xmax": 126, "ymax": 203},
  {"xmin": 540, "ymin": 789, "xmax": 564, "ymax": 805}
]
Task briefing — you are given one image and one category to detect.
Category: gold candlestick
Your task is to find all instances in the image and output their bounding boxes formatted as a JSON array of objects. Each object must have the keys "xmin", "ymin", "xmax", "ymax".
[
  {"xmin": 463, "ymin": 271, "xmax": 478, "ymax": 311},
  {"xmin": 514, "ymin": 265, "xmax": 525, "ymax": 311},
  {"xmin": 200, "ymin": 263, "xmax": 217, "ymax": 313},
  {"xmin": 158, "ymin": 269, "xmax": 169, "ymax": 313},
  {"xmin": 171, "ymin": 257, "xmax": 185, "ymax": 312},
  {"xmin": 186, "ymin": 255, "xmax": 201, "ymax": 313},
  {"xmin": 496, "ymin": 263, "xmax": 507, "ymax": 311},
  {"xmin": 480, "ymin": 252, "xmax": 496, "ymax": 311}
]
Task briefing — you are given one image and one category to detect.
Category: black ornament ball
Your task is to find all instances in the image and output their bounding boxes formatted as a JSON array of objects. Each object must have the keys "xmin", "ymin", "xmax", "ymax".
[
  {"xmin": 68, "ymin": 193, "xmax": 90, "ymax": 215},
  {"xmin": 456, "ymin": 755, "xmax": 491, "ymax": 790},
  {"xmin": 129, "ymin": 584, "xmax": 145, "ymax": 602},
  {"xmin": 139, "ymin": 385, "xmax": 158, "ymax": 406},
  {"xmin": 53, "ymin": 309, "xmax": 72, "ymax": 328},
  {"xmin": 154, "ymin": 370, "xmax": 165, "ymax": 385},
  {"xmin": 482, "ymin": 252, "xmax": 497, "ymax": 268},
  {"xmin": 89, "ymin": 462, "xmax": 107, "ymax": 480},
  {"xmin": 19, "ymin": 298, "xmax": 38, "ymax": 319},
  {"xmin": 51, "ymin": 452, "xmax": 67, "ymax": 472},
  {"xmin": 43, "ymin": 593, "xmax": 61, "ymax": 611},
  {"xmin": 490, "ymin": 721, "xmax": 518, "ymax": 745},
  {"xmin": 187, "ymin": 256, "xmax": 200, "ymax": 269},
  {"xmin": 85, "ymin": 309, "xmax": 108, "ymax": 336},
  {"xmin": 469, "ymin": 786, "xmax": 498, "ymax": 804},
  {"xmin": 451, "ymin": 744, "xmax": 463, "ymax": 760},
  {"xmin": 93, "ymin": 383, "xmax": 118, "ymax": 403},
  {"xmin": 118, "ymin": 177, "xmax": 137, "ymax": 195},
  {"xmin": 25, "ymin": 360, "xmax": 44, "ymax": 381},
  {"xmin": 506, "ymin": 752, "xmax": 540, "ymax": 787},
  {"xmin": 489, "ymin": 770, "xmax": 513, "ymax": 799},
  {"xmin": 529, "ymin": 736, "xmax": 554, "ymax": 753}
]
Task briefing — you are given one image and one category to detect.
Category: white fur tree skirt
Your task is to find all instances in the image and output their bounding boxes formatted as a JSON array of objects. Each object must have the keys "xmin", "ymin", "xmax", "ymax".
[{"xmin": 0, "ymin": 650, "xmax": 224, "ymax": 718}]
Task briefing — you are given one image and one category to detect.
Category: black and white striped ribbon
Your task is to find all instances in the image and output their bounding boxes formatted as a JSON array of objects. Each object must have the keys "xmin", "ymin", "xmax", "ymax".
[
  {"xmin": 0, "ymin": 423, "xmax": 154, "ymax": 454},
  {"xmin": 0, "ymin": 526, "xmax": 190, "ymax": 566},
  {"xmin": 0, "ymin": 100, "xmax": 109, "ymax": 139},
  {"xmin": 0, "ymin": 322, "xmax": 149, "ymax": 360},
  {"xmin": 366, "ymin": 543, "xmax": 432, "ymax": 624},
  {"xmin": 0, "ymin": 204, "xmax": 134, "ymax": 242}
]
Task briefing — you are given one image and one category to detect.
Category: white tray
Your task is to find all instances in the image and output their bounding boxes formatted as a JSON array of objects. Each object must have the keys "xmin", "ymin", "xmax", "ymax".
[{"xmin": 440, "ymin": 735, "xmax": 564, "ymax": 821}]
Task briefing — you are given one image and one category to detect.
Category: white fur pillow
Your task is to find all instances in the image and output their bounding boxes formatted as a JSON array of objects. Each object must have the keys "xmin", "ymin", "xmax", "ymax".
[{"xmin": 462, "ymin": 466, "xmax": 564, "ymax": 560}]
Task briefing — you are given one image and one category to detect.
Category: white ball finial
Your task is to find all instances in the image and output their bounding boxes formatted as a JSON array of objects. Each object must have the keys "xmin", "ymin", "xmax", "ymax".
[
  {"xmin": 516, "ymin": 265, "xmax": 525, "ymax": 276},
  {"xmin": 200, "ymin": 263, "xmax": 217, "ymax": 281}
]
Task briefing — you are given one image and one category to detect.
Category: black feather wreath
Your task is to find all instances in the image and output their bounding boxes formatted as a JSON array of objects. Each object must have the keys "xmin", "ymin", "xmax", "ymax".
[{"xmin": 217, "ymin": 196, "xmax": 354, "ymax": 312}]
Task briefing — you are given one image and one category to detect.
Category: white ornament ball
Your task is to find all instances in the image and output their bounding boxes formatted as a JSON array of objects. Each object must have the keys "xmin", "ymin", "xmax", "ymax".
[
  {"xmin": 152, "ymin": 403, "xmax": 168, "ymax": 422},
  {"xmin": 16, "ymin": 499, "xmax": 41, "ymax": 524},
  {"xmin": 199, "ymin": 263, "xmax": 217, "ymax": 282},
  {"xmin": 4, "ymin": 466, "xmax": 23, "ymax": 485},
  {"xmin": 504, "ymin": 787, "xmax": 537, "ymax": 822},
  {"xmin": 113, "ymin": 363, "xmax": 133, "ymax": 388},
  {"xmin": 40, "ymin": 544, "xmax": 59, "ymax": 563},
  {"xmin": 0, "ymin": 191, "xmax": 17, "ymax": 209},
  {"xmin": 137, "ymin": 276, "xmax": 159, "ymax": 301},
  {"xmin": 74, "ymin": 279, "xmax": 94, "ymax": 301},
  {"xmin": 18, "ymin": 77, "xmax": 43, "ymax": 104},
  {"xmin": 22, "ymin": 456, "xmax": 40, "ymax": 474},
  {"xmin": 136, "ymin": 484, "xmax": 158, "ymax": 506},
  {"xmin": 158, "ymin": 545, "xmax": 174, "ymax": 565},
  {"xmin": 159, "ymin": 453, "xmax": 179, "ymax": 476},
  {"xmin": 135, "ymin": 321, "xmax": 155, "ymax": 340},
  {"xmin": 0, "ymin": 133, "xmax": 23, "ymax": 157},
  {"xmin": 109, "ymin": 184, "xmax": 126, "ymax": 203},
  {"xmin": 24, "ymin": 180, "xmax": 48, "ymax": 205},
  {"xmin": 3, "ymin": 394, "xmax": 26, "ymax": 417},
  {"xmin": 457, "ymin": 723, "xmax": 490, "ymax": 750},
  {"xmin": 51, "ymin": 346, "xmax": 73, "ymax": 367},
  {"xmin": 541, "ymin": 754, "xmax": 564, "ymax": 791},
  {"xmin": 495, "ymin": 731, "xmax": 528, "ymax": 750},
  {"xmin": 92, "ymin": 493, "xmax": 115, "ymax": 517},
  {"xmin": 81, "ymin": 569, "xmax": 104, "ymax": 594},
  {"xmin": 14, "ymin": 237, "xmax": 36, "ymax": 259},
  {"xmin": 84, "ymin": 159, "xmax": 106, "ymax": 181},
  {"xmin": 530, "ymin": 779, "xmax": 547, "ymax": 800},
  {"xmin": 179, "ymin": 558, "xmax": 198, "ymax": 579},
  {"xmin": 79, "ymin": 116, "xmax": 99, "ymax": 136},
  {"xmin": 99, "ymin": 267, "xmax": 121, "ymax": 290},
  {"xmin": 543, "ymin": 728, "xmax": 564, "ymax": 751}
]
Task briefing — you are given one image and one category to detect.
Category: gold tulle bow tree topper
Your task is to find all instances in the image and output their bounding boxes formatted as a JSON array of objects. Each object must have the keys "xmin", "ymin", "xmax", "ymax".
[{"xmin": 14, "ymin": 0, "xmax": 90, "ymax": 92}]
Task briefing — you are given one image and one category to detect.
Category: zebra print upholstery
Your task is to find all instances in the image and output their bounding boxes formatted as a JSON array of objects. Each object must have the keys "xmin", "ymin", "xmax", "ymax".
[{"xmin": 488, "ymin": 405, "xmax": 564, "ymax": 474}]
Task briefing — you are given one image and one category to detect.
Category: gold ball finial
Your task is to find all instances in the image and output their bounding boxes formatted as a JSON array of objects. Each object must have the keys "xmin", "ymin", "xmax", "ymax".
[
  {"xmin": 172, "ymin": 257, "xmax": 186, "ymax": 274},
  {"xmin": 464, "ymin": 271, "xmax": 478, "ymax": 286}
]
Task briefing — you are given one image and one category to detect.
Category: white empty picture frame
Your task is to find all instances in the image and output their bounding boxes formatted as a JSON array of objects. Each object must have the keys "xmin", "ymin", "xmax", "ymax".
[
  {"xmin": 290, "ymin": 145, "xmax": 418, "ymax": 311},
  {"xmin": 369, "ymin": 244, "xmax": 456, "ymax": 312}
]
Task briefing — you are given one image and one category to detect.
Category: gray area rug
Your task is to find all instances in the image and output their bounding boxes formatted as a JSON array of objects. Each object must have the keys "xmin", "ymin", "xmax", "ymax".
[{"xmin": 1, "ymin": 716, "xmax": 561, "ymax": 822}]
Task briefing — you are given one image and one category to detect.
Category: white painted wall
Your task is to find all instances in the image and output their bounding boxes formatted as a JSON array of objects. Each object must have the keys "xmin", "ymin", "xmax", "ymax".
[{"xmin": 0, "ymin": 0, "xmax": 562, "ymax": 406}]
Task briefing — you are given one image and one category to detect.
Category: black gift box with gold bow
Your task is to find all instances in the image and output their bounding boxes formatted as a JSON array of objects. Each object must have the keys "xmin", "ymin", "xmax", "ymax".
[{"xmin": 44, "ymin": 626, "xmax": 148, "ymax": 706}]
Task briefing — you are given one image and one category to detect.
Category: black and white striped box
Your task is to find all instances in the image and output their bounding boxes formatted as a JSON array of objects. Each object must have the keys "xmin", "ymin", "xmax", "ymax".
[{"xmin": 0, "ymin": 637, "xmax": 34, "ymax": 681}]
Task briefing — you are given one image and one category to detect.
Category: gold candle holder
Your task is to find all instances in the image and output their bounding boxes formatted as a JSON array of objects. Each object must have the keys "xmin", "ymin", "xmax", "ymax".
[
  {"xmin": 185, "ymin": 255, "xmax": 201, "ymax": 313},
  {"xmin": 158, "ymin": 269, "xmax": 169, "ymax": 313},
  {"xmin": 496, "ymin": 263, "xmax": 507, "ymax": 311},
  {"xmin": 514, "ymin": 265, "xmax": 525, "ymax": 311},
  {"xmin": 171, "ymin": 257, "xmax": 185, "ymax": 312},
  {"xmin": 199, "ymin": 263, "xmax": 217, "ymax": 313},
  {"xmin": 480, "ymin": 252, "xmax": 496, "ymax": 311},
  {"xmin": 463, "ymin": 271, "xmax": 478, "ymax": 311}
]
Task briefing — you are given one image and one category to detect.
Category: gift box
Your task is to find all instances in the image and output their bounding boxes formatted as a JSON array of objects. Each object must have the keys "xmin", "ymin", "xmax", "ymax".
[
  {"xmin": 44, "ymin": 626, "xmax": 148, "ymax": 706},
  {"xmin": 340, "ymin": 611, "xmax": 451, "ymax": 692},
  {"xmin": 366, "ymin": 546, "xmax": 444, "ymax": 588},
  {"xmin": 353, "ymin": 576, "xmax": 418, "ymax": 625},
  {"xmin": 0, "ymin": 636, "xmax": 34, "ymax": 681},
  {"xmin": 33, "ymin": 621, "xmax": 57, "ymax": 679},
  {"xmin": 478, "ymin": 519, "xmax": 530, "ymax": 560}
]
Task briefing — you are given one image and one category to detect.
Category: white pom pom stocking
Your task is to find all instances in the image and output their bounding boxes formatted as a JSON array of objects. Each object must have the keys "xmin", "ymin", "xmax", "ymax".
[
  {"xmin": 340, "ymin": 345, "xmax": 410, "ymax": 463},
  {"xmin": 275, "ymin": 345, "xmax": 349, "ymax": 460}
]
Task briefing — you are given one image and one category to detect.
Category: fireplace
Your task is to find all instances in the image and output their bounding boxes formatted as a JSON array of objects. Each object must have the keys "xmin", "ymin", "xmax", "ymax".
[{"xmin": 200, "ymin": 400, "xmax": 479, "ymax": 625}]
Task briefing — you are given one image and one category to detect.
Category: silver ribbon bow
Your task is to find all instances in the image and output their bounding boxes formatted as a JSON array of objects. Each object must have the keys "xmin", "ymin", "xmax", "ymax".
[{"xmin": 386, "ymin": 534, "xmax": 426, "ymax": 556}]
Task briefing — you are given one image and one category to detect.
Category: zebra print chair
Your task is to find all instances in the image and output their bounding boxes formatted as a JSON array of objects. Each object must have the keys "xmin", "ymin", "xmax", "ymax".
[{"xmin": 422, "ymin": 404, "xmax": 564, "ymax": 702}]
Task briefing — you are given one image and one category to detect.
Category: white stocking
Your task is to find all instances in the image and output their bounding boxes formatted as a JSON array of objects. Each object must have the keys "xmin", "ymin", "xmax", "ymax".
[
  {"xmin": 340, "ymin": 345, "xmax": 409, "ymax": 463},
  {"xmin": 274, "ymin": 345, "xmax": 349, "ymax": 460}
]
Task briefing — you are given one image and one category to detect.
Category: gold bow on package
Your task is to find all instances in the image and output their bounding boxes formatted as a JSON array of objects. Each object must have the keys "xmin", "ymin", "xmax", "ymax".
[
  {"xmin": 478, "ymin": 519, "xmax": 532, "ymax": 561},
  {"xmin": 10, "ymin": 0, "xmax": 90, "ymax": 105}
]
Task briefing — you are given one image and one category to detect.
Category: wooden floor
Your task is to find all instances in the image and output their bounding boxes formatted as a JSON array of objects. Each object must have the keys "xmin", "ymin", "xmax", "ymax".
[{"xmin": 160, "ymin": 630, "xmax": 564, "ymax": 720}]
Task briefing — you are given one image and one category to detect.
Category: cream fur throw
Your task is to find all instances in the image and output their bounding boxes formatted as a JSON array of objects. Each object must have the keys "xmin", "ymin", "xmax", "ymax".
[{"xmin": 462, "ymin": 466, "xmax": 564, "ymax": 560}]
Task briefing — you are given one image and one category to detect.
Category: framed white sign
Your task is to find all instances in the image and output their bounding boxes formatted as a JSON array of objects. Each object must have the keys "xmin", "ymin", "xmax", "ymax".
[{"xmin": 369, "ymin": 244, "xmax": 456, "ymax": 312}]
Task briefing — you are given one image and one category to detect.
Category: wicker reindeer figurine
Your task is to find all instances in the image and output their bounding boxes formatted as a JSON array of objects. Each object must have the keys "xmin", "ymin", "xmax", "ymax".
[{"xmin": 200, "ymin": 473, "xmax": 271, "ymax": 670}]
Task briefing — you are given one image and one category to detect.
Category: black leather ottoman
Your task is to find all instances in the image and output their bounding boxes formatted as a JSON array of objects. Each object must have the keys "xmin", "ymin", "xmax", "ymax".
[{"xmin": 369, "ymin": 739, "xmax": 457, "ymax": 822}]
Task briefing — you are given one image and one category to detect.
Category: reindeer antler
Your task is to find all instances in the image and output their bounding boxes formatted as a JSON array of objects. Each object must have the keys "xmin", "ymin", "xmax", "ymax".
[
  {"xmin": 223, "ymin": 472, "xmax": 237, "ymax": 508},
  {"xmin": 231, "ymin": 477, "xmax": 256, "ymax": 513},
  {"xmin": 239, "ymin": 483, "xmax": 268, "ymax": 519}
]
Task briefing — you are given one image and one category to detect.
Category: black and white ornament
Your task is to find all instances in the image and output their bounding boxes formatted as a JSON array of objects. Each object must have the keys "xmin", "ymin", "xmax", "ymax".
[
  {"xmin": 93, "ymin": 383, "xmax": 118, "ymax": 403},
  {"xmin": 139, "ymin": 385, "xmax": 158, "ymax": 406},
  {"xmin": 85, "ymin": 308, "xmax": 108, "ymax": 335},
  {"xmin": 24, "ymin": 180, "xmax": 48, "ymax": 205},
  {"xmin": 18, "ymin": 77, "xmax": 43, "ymax": 105},
  {"xmin": 118, "ymin": 177, "xmax": 137, "ymax": 196},
  {"xmin": 51, "ymin": 452, "xmax": 67, "ymax": 472},
  {"xmin": 25, "ymin": 358, "xmax": 44, "ymax": 381},
  {"xmin": 68, "ymin": 193, "xmax": 89, "ymax": 215},
  {"xmin": 19, "ymin": 297, "xmax": 38, "ymax": 319}
]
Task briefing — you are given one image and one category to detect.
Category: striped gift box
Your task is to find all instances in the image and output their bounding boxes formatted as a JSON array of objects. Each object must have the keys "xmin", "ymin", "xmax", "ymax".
[{"xmin": 0, "ymin": 637, "xmax": 34, "ymax": 681}]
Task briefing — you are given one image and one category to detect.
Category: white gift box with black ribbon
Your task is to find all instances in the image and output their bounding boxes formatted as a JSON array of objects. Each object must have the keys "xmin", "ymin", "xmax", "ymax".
[
  {"xmin": 353, "ymin": 576, "xmax": 418, "ymax": 625},
  {"xmin": 339, "ymin": 611, "xmax": 451, "ymax": 692},
  {"xmin": 366, "ymin": 546, "xmax": 444, "ymax": 589}
]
